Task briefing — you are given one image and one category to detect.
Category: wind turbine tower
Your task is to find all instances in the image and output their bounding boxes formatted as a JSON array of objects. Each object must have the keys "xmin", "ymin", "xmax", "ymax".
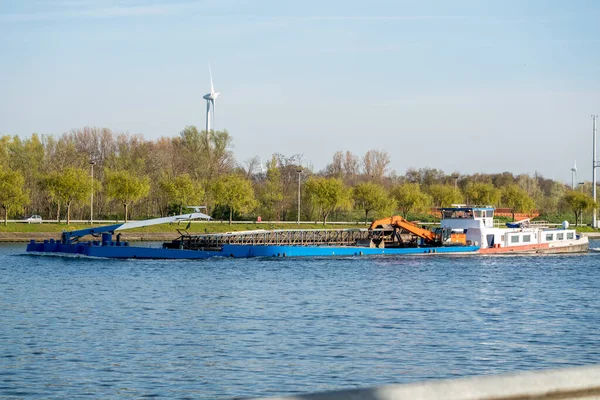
[
  {"xmin": 203, "ymin": 66, "xmax": 220, "ymax": 133},
  {"xmin": 571, "ymin": 161, "xmax": 577, "ymax": 189}
]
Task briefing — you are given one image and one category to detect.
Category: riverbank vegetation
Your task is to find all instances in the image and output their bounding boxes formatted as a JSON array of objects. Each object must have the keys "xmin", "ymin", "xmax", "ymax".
[{"xmin": 1, "ymin": 126, "xmax": 598, "ymax": 227}]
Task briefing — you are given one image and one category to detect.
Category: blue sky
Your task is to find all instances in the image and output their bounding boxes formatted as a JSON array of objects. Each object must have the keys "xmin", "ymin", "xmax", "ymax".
[{"xmin": 1, "ymin": 0, "xmax": 600, "ymax": 182}]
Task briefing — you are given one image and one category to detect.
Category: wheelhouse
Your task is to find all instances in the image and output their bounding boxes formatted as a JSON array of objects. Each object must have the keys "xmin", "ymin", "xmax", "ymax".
[{"xmin": 439, "ymin": 206, "xmax": 495, "ymax": 230}]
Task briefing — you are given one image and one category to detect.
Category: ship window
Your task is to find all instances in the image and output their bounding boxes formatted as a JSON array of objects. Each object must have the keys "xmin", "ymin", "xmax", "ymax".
[
  {"xmin": 545, "ymin": 233, "xmax": 553, "ymax": 241},
  {"xmin": 486, "ymin": 210, "xmax": 494, "ymax": 218},
  {"xmin": 510, "ymin": 235, "xmax": 519, "ymax": 243},
  {"xmin": 523, "ymin": 234, "xmax": 531, "ymax": 243},
  {"xmin": 567, "ymin": 232, "xmax": 574, "ymax": 240},
  {"xmin": 556, "ymin": 233, "xmax": 564, "ymax": 240}
]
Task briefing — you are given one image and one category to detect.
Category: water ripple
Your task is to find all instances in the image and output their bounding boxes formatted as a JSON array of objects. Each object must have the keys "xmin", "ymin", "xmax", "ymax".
[{"xmin": 1, "ymin": 242, "xmax": 600, "ymax": 398}]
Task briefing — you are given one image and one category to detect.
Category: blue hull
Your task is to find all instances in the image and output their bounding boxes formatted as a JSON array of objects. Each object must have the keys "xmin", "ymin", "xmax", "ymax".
[{"xmin": 26, "ymin": 240, "xmax": 479, "ymax": 259}]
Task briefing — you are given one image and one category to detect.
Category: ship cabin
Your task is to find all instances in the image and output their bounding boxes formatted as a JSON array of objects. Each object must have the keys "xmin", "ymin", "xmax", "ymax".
[
  {"xmin": 439, "ymin": 206, "xmax": 494, "ymax": 230},
  {"xmin": 439, "ymin": 205, "xmax": 580, "ymax": 249},
  {"xmin": 439, "ymin": 206, "xmax": 495, "ymax": 247}
]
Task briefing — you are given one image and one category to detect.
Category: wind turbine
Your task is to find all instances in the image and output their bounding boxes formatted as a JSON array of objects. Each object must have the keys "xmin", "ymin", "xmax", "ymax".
[
  {"xmin": 202, "ymin": 66, "xmax": 220, "ymax": 133},
  {"xmin": 571, "ymin": 161, "xmax": 577, "ymax": 190}
]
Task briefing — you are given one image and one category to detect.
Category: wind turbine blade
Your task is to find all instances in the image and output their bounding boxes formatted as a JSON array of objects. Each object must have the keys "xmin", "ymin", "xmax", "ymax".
[{"xmin": 209, "ymin": 64, "xmax": 215, "ymax": 93}]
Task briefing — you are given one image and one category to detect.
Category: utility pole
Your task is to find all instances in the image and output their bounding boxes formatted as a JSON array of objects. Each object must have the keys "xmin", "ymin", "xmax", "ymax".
[
  {"xmin": 90, "ymin": 159, "xmax": 96, "ymax": 224},
  {"xmin": 297, "ymin": 168, "xmax": 302, "ymax": 224},
  {"xmin": 593, "ymin": 115, "xmax": 598, "ymax": 228}
]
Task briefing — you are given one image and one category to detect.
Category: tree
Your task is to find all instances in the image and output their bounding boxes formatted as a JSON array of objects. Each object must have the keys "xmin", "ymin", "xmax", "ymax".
[
  {"xmin": 0, "ymin": 135, "xmax": 10, "ymax": 168},
  {"xmin": 212, "ymin": 174, "xmax": 257, "ymax": 224},
  {"xmin": 362, "ymin": 150, "xmax": 390, "ymax": 181},
  {"xmin": 517, "ymin": 174, "xmax": 544, "ymax": 209},
  {"xmin": 42, "ymin": 167, "xmax": 91, "ymax": 224},
  {"xmin": 271, "ymin": 153, "xmax": 303, "ymax": 221},
  {"xmin": 159, "ymin": 173, "xmax": 204, "ymax": 215},
  {"xmin": 257, "ymin": 157, "xmax": 284, "ymax": 220},
  {"xmin": 324, "ymin": 151, "xmax": 344, "ymax": 178},
  {"xmin": 561, "ymin": 190, "xmax": 596, "ymax": 226},
  {"xmin": 390, "ymin": 183, "xmax": 431, "ymax": 218},
  {"xmin": 304, "ymin": 177, "xmax": 352, "ymax": 225},
  {"xmin": 353, "ymin": 182, "xmax": 394, "ymax": 223},
  {"xmin": 425, "ymin": 184, "xmax": 463, "ymax": 207},
  {"xmin": 176, "ymin": 126, "xmax": 235, "ymax": 180},
  {"xmin": 464, "ymin": 182, "xmax": 500, "ymax": 205},
  {"xmin": 501, "ymin": 184, "xmax": 535, "ymax": 221},
  {"xmin": 0, "ymin": 166, "xmax": 29, "ymax": 225},
  {"xmin": 105, "ymin": 169, "xmax": 150, "ymax": 222}
]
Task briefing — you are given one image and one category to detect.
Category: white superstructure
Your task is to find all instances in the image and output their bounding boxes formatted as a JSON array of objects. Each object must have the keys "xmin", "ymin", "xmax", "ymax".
[{"xmin": 439, "ymin": 206, "xmax": 588, "ymax": 254}]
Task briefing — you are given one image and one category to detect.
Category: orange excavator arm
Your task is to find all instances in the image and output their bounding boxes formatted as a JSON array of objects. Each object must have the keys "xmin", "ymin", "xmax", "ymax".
[{"xmin": 369, "ymin": 216, "xmax": 437, "ymax": 243}]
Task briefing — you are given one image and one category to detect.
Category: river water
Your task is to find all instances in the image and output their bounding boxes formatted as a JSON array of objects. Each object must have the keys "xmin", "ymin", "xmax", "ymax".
[{"xmin": 1, "ymin": 242, "xmax": 600, "ymax": 398}]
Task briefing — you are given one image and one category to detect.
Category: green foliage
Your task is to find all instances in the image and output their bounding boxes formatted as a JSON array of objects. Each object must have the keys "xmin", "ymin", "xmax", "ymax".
[
  {"xmin": 159, "ymin": 173, "xmax": 204, "ymax": 215},
  {"xmin": 464, "ymin": 182, "xmax": 500, "ymax": 205},
  {"xmin": 561, "ymin": 190, "xmax": 596, "ymax": 226},
  {"xmin": 352, "ymin": 182, "xmax": 394, "ymax": 223},
  {"xmin": 304, "ymin": 176, "xmax": 352, "ymax": 225},
  {"xmin": 0, "ymin": 166, "xmax": 30, "ymax": 225},
  {"xmin": 390, "ymin": 183, "xmax": 432, "ymax": 218},
  {"xmin": 500, "ymin": 184, "xmax": 535, "ymax": 220},
  {"xmin": 517, "ymin": 174, "xmax": 544, "ymax": 208},
  {"xmin": 212, "ymin": 174, "xmax": 257, "ymax": 224},
  {"xmin": 177, "ymin": 126, "xmax": 234, "ymax": 180},
  {"xmin": 425, "ymin": 184, "xmax": 463, "ymax": 207},
  {"xmin": 42, "ymin": 167, "xmax": 91, "ymax": 224},
  {"xmin": 0, "ymin": 135, "xmax": 10, "ymax": 168},
  {"xmin": 257, "ymin": 157, "xmax": 284, "ymax": 220},
  {"xmin": 0, "ymin": 130, "xmax": 586, "ymax": 224},
  {"xmin": 105, "ymin": 169, "xmax": 150, "ymax": 222}
]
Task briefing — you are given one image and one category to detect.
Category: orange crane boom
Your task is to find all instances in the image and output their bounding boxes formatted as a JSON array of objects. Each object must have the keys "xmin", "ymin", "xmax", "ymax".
[
  {"xmin": 369, "ymin": 215, "xmax": 467, "ymax": 246},
  {"xmin": 369, "ymin": 216, "xmax": 437, "ymax": 243}
]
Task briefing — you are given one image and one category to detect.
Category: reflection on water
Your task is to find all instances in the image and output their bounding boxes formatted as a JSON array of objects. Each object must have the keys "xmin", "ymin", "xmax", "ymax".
[{"xmin": 1, "ymin": 242, "xmax": 600, "ymax": 398}]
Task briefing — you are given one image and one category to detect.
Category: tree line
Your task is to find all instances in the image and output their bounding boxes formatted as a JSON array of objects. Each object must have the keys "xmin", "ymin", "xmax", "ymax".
[{"xmin": 0, "ymin": 126, "xmax": 596, "ymax": 225}]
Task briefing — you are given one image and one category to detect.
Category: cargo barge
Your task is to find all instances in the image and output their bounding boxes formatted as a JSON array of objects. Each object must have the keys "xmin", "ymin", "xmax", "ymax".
[{"xmin": 25, "ymin": 206, "xmax": 587, "ymax": 259}]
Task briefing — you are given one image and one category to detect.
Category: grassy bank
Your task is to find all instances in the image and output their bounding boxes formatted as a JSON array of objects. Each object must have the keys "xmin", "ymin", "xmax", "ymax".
[
  {"xmin": 2, "ymin": 220, "xmax": 597, "ymax": 234},
  {"xmin": 0, "ymin": 221, "xmax": 367, "ymax": 234}
]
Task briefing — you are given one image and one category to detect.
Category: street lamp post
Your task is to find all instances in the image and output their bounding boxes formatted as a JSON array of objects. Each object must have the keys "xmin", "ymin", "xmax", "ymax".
[
  {"xmin": 579, "ymin": 181, "xmax": 585, "ymax": 226},
  {"xmin": 297, "ymin": 168, "xmax": 302, "ymax": 224},
  {"xmin": 452, "ymin": 174, "xmax": 459, "ymax": 192},
  {"xmin": 593, "ymin": 115, "xmax": 598, "ymax": 228},
  {"xmin": 90, "ymin": 159, "xmax": 96, "ymax": 224}
]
